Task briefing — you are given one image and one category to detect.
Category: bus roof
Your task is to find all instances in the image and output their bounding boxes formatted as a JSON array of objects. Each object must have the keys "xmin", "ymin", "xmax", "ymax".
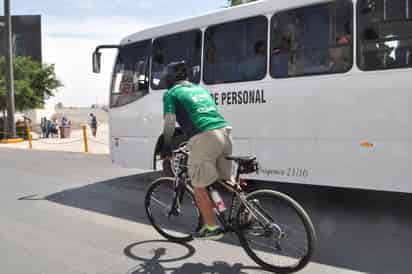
[{"xmin": 120, "ymin": 0, "xmax": 335, "ymax": 45}]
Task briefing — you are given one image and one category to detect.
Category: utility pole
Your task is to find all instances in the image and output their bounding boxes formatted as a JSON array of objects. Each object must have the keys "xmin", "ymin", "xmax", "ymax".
[{"xmin": 4, "ymin": 0, "xmax": 16, "ymax": 137}]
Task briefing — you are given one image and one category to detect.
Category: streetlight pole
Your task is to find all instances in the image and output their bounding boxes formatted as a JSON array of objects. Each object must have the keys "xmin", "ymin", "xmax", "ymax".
[{"xmin": 4, "ymin": 0, "xmax": 16, "ymax": 138}]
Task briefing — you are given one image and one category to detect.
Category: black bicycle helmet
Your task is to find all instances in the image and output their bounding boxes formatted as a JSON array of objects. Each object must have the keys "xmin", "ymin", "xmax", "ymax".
[{"xmin": 166, "ymin": 61, "xmax": 188, "ymax": 89}]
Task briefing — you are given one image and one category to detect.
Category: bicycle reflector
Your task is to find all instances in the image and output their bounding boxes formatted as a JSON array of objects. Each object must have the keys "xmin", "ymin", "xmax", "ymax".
[{"xmin": 239, "ymin": 178, "xmax": 248, "ymax": 187}]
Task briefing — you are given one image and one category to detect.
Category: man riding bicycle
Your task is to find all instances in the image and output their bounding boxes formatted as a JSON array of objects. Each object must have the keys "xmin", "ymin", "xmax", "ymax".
[{"xmin": 162, "ymin": 61, "xmax": 232, "ymax": 240}]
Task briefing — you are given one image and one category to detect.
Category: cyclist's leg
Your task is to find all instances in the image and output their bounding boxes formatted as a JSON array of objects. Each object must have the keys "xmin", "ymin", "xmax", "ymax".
[
  {"xmin": 217, "ymin": 127, "xmax": 233, "ymax": 183},
  {"xmin": 193, "ymin": 187, "xmax": 216, "ymax": 226},
  {"xmin": 188, "ymin": 130, "xmax": 224, "ymax": 228}
]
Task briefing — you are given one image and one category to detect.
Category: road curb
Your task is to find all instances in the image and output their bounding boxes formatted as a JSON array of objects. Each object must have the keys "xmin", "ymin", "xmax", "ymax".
[{"xmin": 0, "ymin": 138, "xmax": 24, "ymax": 144}]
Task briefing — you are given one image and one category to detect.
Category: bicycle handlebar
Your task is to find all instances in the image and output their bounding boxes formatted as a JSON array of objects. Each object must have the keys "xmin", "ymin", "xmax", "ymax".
[{"xmin": 172, "ymin": 146, "xmax": 189, "ymax": 156}]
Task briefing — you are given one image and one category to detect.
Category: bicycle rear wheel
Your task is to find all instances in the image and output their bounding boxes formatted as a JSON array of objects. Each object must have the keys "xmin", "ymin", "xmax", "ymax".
[
  {"xmin": 145, "ymin": 177, "xmax": 201, "ymax": 243},
  {"xmin": 236, "ymin": 189, "xmax": 316, "ymax": 273}
]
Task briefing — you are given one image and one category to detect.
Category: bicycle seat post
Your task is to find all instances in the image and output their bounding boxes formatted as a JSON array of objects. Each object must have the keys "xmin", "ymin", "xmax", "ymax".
[{"xmin": 235, "ymin": 162, "xmax": 241, "ymax": 184}]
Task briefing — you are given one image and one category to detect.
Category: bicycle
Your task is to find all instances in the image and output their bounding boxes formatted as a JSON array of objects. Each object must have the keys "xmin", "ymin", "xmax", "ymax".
[{"xmin": 145, "ymin": 144, "xmax": 317, "ymax": 273}]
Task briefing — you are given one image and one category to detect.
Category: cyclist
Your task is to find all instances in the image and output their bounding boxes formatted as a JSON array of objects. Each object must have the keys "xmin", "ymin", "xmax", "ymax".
[{"xmin": 162, "ymin": 61, "xmax": 232, "ymax": 240}]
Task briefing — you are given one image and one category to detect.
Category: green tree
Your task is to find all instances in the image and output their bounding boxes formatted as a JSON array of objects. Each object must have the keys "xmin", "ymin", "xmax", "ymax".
[
  {"xmin": 229, "ymin": 0, "xmax": 258, "ymax": 6},
  {"xmin": 0, "ymin": 56, "xmax": 62, "ymax": 136}
]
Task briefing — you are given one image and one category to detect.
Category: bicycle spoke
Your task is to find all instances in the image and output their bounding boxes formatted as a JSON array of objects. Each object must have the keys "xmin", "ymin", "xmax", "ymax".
[
  {"xmin": 246, "ymin": 228, "xmax": 307, "ymax": 251},
  {"xmin": 279, "ymin": 223, "xmax": 308, "ymax": 236},
  {"xmin": 247, "ymin": 238, "xmax": 280, "ymax": 252},
  {"xmin": 151, "ymin": 196, "xmax": 170, "ymax": 209},
  {"xmin": 145, "ymin": 178, "xmax": 200, "ymax": 242},
  {"xmin": 246, "ymin": 235, "xmax": 307, "ymax": 261},
  {"xmin": 248, "ymin": 236, "xmax": 306, "ymax": 257},
  {"xmin": 237, "ymin": 190, "xmax": 316, "ymax": 272}
]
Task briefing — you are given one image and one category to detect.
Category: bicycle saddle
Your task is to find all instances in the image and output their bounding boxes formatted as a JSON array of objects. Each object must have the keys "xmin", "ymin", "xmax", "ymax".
[{"xmin": 225, "ymin": 155, "xmax": 256, "ymax": 163}]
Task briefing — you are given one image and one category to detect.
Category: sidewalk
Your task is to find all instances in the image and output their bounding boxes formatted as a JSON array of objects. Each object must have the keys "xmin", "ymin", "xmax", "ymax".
[{"xmin": 0, "ymin": 124, "xmax": 110, "ymax": 154}]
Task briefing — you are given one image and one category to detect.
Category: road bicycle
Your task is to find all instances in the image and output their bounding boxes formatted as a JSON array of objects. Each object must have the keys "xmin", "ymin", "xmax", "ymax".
[{"xmin": 144, "ymin": 144, "xmax": 316, "ymax": 273}]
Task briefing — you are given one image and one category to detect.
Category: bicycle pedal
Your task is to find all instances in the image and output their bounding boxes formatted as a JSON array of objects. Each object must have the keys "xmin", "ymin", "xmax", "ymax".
[{"xmin": 247, "ymin": 230, "xmax": 266, "ymax": 237}]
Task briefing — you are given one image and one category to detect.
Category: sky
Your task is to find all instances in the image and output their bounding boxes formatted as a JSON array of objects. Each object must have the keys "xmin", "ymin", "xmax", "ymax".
[{"xmin": 0, "ymin": 0, "xmax": 228, "ymax": 107}]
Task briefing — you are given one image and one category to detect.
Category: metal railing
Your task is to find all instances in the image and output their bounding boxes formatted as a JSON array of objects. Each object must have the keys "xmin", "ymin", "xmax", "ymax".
[{"xmin": 0, "ymin": 125, "xmax": 109, "ymax": 153}]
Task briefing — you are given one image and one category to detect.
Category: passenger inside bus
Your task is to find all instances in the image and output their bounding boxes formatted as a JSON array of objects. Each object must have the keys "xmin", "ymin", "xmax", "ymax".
[
  {"xmin": 239, "ymin": 40, "xmax": 266, "ymax": 81},
  {"xmin": 270, "ymin": 1, "xmax": 350, "ymax": 77},
  {"xmin": 329, "ymin": 33, "xmax": 352, "ymax": 72},
  {"xmin": 206, "ymin": 44, "xmax": 216, "ymax": 64},
  {"xmin": 204, "ymin": 16, "xmax": 267, "ymax": 84},
  {"xmin": 271, "ymin": 36, "xmax": 291, "ymax": 77},
  {"xmin": 362, "ymin": 28, "xmax": 382, "ymax": 69}
]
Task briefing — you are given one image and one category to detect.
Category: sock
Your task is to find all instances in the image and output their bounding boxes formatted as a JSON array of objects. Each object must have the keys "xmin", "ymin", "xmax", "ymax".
[{"xmin": 206, "ymin": 225, "xmax": 219, "ymax": 231}]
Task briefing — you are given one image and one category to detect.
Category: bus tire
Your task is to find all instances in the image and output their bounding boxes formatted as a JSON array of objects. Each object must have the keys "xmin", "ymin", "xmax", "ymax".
[{"xmin": 162, "ymin": 158, "xmax": 174, "ymax": 177}]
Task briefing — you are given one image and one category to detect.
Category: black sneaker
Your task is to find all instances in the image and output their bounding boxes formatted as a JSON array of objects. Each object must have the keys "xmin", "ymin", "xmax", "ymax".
[{"xmin": 192, "ymin": 225, "xmax": 224, "ymax": 240}]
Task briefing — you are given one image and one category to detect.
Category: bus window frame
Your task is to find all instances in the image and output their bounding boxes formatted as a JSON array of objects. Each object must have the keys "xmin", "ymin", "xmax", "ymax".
[
  {"xmin": 110, "ymin": 39, "xmax": 152, "ymax": 108},
  {"xmin": 269, "ymin": 0, "xmax": 354, "ymax": 79},
  {"xmin": 150, "ymin": 29, "xmax": 203, "ymax": 91},
  {"xmin": 202, "ymin": 15, "xmax": 269, "ymax": 85},
  {"xmin": 356, "ymin": 0, "xmax": 412, "ymax": 71}
]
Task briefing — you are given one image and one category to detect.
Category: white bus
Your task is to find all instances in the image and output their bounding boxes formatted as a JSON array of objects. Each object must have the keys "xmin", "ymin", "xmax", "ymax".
[{"xmin": 93, "ymin": 0, "xmax": 412, "ymax": 193}]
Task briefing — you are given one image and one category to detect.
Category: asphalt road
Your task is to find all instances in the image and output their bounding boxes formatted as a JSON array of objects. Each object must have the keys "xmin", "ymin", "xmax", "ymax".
[{"xmin": 1, "ymin": 148, "xmax": 411, "ymax": 274}]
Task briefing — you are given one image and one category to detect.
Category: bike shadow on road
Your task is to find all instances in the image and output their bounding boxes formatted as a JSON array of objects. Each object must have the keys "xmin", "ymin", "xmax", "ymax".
[{"xmin": 123, "ymin": 240, "xmax": 269, "ymax": 274}]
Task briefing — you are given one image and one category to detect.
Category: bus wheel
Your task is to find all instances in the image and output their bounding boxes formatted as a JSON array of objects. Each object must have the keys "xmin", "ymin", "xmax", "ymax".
[
  {"xmin": 154, "ymin": 137, "xmax": 186, "ymax": 177},
  {"xmin": 154, "ymin": 153, "xmax": 174, "ymax": 177},
  {"xmin": 162, "ymin": 158, "xmax": 174, "ymax": 177}
]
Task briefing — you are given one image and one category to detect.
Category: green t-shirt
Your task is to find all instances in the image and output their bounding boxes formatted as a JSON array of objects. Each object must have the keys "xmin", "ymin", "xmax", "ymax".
[{"xmin": 163, "ymin": 83, "xmax": 227, "ymax": 137}]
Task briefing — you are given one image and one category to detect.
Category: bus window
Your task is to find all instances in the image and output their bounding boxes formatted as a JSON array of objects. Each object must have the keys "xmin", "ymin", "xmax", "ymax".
[
  {"xmin": 270, "ymin": 0, "xmax": 353, "ymax": 78},
  {"xmin": 410, "ymin": 0, "xmax": 412, "ymax": 19},
  {"xmin": 151, "ymin": 30, "xmax": 202, "ymax": 90},
  {"xmin": 358, "ymin": 0, "xmax": 412, "ymax": 70},
  {"xmin": 110, "ymin": 40, "xmax": 151, "ymax": 107},
  {"xmin": 203, "ymin": 16, "xmax": 268, "ymax": 84}
]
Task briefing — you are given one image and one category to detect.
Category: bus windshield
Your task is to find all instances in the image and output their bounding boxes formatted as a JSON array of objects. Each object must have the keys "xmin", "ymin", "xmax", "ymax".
[{"xmin": 110, "ymin": 40, "xmax": 151, "ymax": 107}]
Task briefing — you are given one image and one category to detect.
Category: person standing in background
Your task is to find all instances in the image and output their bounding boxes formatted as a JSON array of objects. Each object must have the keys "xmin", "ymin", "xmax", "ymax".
[
  {"xmin": 46, "ymin": 119, "xmax": 52, "ymax": 138},
  {"xmin": 89, "ymin": 113, "xmax": 98, "ymax": 137},
  {"xmin": 41, "ymin": 117, "xmax": 47, "ymax": 138}
]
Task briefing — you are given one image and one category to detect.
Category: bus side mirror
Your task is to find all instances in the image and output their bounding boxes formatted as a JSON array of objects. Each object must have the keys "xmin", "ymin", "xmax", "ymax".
[{"xmin": 92, "ymin": 51, "xmax": 102, "ymax": 73}]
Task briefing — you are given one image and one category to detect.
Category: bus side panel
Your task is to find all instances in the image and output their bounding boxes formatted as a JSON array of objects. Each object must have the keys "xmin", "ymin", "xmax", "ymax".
[
  {"xmin": 109, "ymin": 92, "xmax": 163, "ymax": 169},
  {"xmin": 250, "ymin": 139, "xmax": 411, "ymax": 193},
  {"xmin": 207, "ymin": 68, "xmax": 412, "ymax": 193},
  {"xmin": 110, "ymin": 136, "xmax": 157, "ymax": 169}
]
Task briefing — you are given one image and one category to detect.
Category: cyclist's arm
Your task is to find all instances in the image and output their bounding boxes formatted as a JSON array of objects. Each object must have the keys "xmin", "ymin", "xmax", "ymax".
[
  {"xmin": 163, "ymin": 91, "xmax": 176, "ymax": 158},
  {"xmin": 162, "ymin": 113, "xmax": 176, "ymax": 158}
]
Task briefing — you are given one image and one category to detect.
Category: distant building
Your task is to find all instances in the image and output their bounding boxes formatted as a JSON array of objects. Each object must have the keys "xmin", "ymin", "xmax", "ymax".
[
  {"xmin": 0, "ymin": 15, "xmax": 42, "ymax": 62},
  {"xmin": 0, "ymin": 15, "xmax": 45, "ymax": 128}
]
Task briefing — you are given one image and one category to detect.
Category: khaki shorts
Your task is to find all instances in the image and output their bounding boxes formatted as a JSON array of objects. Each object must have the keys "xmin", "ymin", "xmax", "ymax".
[{"xmin": 188, "ymin": 127, "xmax": 233, "ymax": 188}]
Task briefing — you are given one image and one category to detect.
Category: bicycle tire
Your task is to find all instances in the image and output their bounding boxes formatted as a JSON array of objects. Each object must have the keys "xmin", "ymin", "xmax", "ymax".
[
  {"xmin": 145, "ymin": 177, "xmax": 201, "ymax": 243},
  {"xmin": 236, "ymin": 189, "xmax": 316, "ymax": 273}
]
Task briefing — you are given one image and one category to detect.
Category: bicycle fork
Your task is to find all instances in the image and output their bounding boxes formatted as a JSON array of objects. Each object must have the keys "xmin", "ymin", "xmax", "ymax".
[{"xmin": 168, "ymin": 178, "xmax": 186, "ymax": 216}]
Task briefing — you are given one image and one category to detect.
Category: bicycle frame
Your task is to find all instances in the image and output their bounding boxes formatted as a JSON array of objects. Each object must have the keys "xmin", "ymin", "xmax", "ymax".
[
  {"xmin": 212, "ymin": 180, "xmax": 277, "ymax": 235},
  {"xmin": 169, "ymin": 145, "xmax": 275, "ymax": 234},
  {"xmin": 168, "ymin": 147, "xmax": 191, "ymax": 216}
]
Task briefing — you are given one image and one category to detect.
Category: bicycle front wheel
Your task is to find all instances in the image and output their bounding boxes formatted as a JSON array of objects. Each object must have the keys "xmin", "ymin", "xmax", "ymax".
[
  {"xmin": 236, "ymin": 189, "xmax": 316, "ymax": 273},
  {"xmin": 145, "ymin": 177, "xmax": 201, "ymax": 243}
]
